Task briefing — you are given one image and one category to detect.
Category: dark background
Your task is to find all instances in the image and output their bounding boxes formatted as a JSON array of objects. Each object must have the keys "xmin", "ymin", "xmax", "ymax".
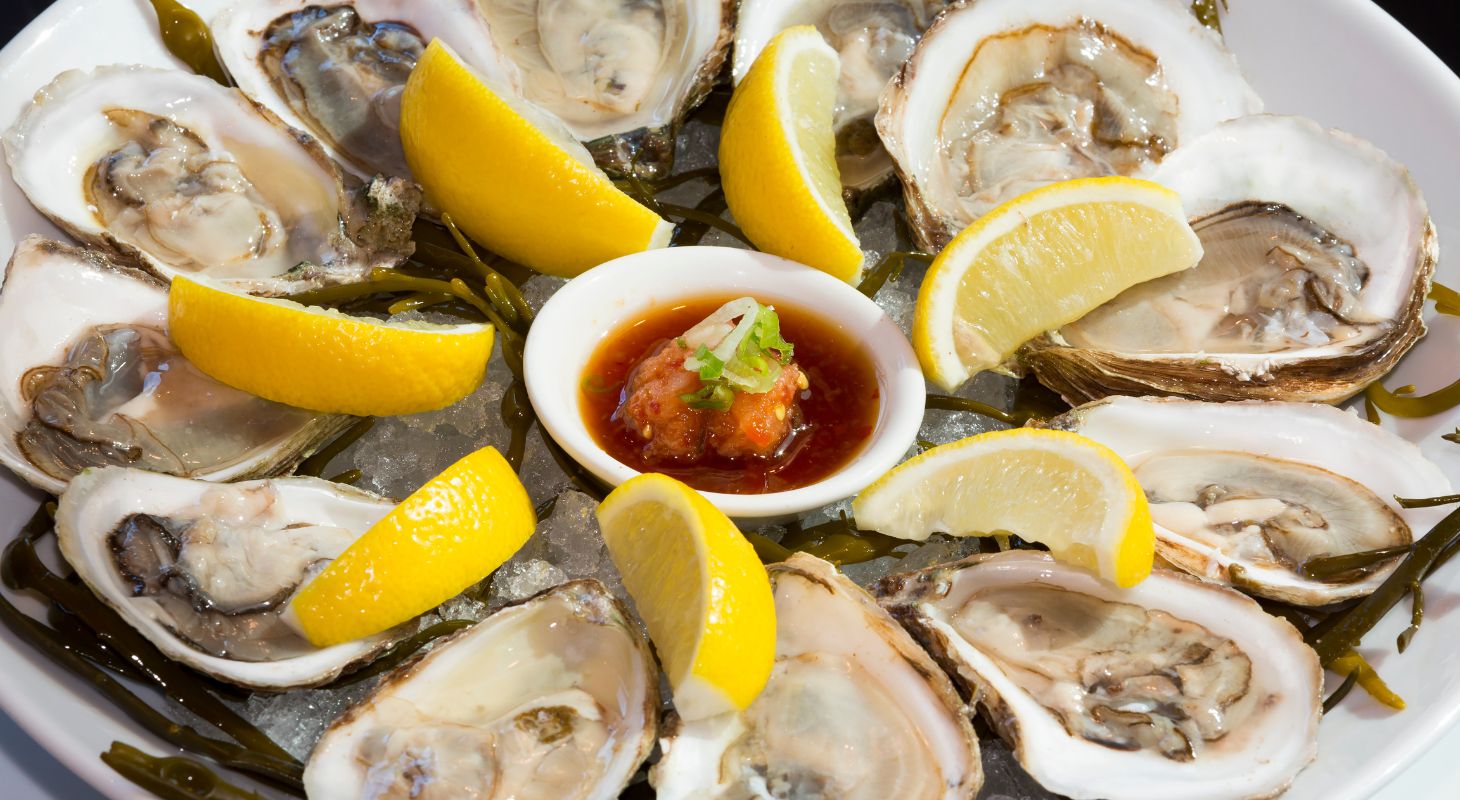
[{"xmin": 0, "ymin": 1, "xmax": 1457, "ymax": 70}]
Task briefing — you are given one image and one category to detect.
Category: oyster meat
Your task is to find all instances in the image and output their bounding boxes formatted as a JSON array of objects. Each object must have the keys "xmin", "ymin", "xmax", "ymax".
[
  {"xmin": 654, "ymin": 553, "xmax": 982, "ymax": 800},
  {"xmin": 476, "ymin": 0, "xmax": 734, "ymax": 178},
  {"xmin": 0, "ymin": 236, "xmax": 351, "ymax": 494},
  {"xmin": 212, "ymin": 0, "xmax": 511, "ymax": 182},
  {"xmin": 1028, "ymin": 115, "xmax": 1437, "ymax": 404},
  {"xmin": 305, "ymin": 579, "xmax": 658, "ymax": 799},
  {"xmin": 1046, "ymin": 396, "xmax": 1450, "ymax": 605},
  {"xmin": 876, "ymin": 0, "xmax": 1261, "ymax": 250},
  {"xmin": 878, "ymin": 551, "xmax": 1322, "ymax": 800},
  {"xmin": 733, "ymin": 0, "xmax": 951, "ymax": 198},
  {"xmin": 3, "ymin": 66, "xmax": 419, "ymax": 294},
  {"xmin": 55, "ymin": 467, "xmax": 402, "ymax": 689}
]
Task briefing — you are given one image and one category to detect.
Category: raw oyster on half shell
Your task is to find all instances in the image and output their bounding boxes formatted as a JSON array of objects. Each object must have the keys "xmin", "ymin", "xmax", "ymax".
[
  {"xmin": 1045, "ymin": 396, "xmax": 1450, "ymax": 605},
  {"xmin": 0, "ymin": 236, "xmax": 351, "ymax": 494},
  {"xmin": 876, "ymin": 0, "xmax": 1261, "ymax": 250},
  {"xmin": 3, "ymin": 65, "xmax": 419, "ymax": 295},
  {"xmin": 211, "ymin": 0, "xmax": 511, "ymax": 182},
  {"xmin": 877, "ymin": 551, "xmax": 1322, "ymax": 800},
  {"xmin": 55, "ymin": 467, "xmax": 402, "ymax": 689},
  {"xmin": 1027, "ymin": 115, "xmax": 1436, "ymax": 404},
  {"xmin": 305, "ymin": 579, "xmax": 659, "ymax": 800},
  {"xmin": 475, "ymin": 0, "xmax": 735, "ymax": 178},
  {"xmin": 654, "ymin": 553, "xmax": 983, "ymax": 800}
]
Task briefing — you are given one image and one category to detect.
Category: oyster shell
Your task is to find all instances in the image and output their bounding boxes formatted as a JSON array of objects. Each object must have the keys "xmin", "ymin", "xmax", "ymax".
[
  {"xmin": 211, "ymin": 0, "xmax": 511, "ymax": 183},
  {"xmin": 55, "ymin": 467, "xmax": 402, "ymax": 689},
  {"xmin": 877, "ymin": 551, "xmax": 1322, "ymax": 800},
  {"xmin": 733, "ymin": 0, "xmax": 951, "ymax": 199},
  {"xmin": 654, "ymin": 553, "xmax": 982, "ymax": 800},
  {"xmin": 876, "ymin": 0, "xmax": 1261, "ymax": 250},
  {"xmin": 476, "ymin": 0, "xmax": 735, "ymax": 178},
  {"xmin": 305, "ymin": 579, "xmax": 658, "ymax": 799},
  {"xmin": 1044, "ymin": 396, "xmax": 1451, "ymax": 605},
  {"xmin": 3, "ymin": 66, "xmax": 419, "ymax": 295},
  {"xmin": 1026, "ymin": 115, "xmax": 1436, "ymax": 404},
  {"xmin": 0, "ymin": 236, "xmax": 351, "ymax": 494}
]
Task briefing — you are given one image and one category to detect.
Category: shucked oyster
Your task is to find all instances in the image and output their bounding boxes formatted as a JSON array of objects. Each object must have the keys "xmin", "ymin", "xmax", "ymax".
[
  {"xmin": 476, "ymin": 0, "xmax": 735, "ymax": 178},
  {"xmin": 877, "ymin": 0, "xmax": 1261, "ymax": 250},
  {"xmin": 212, "ymin": 0, "xmax": 510, "ymax": 182},
  {"xmin": 1045, "ymin": 396, "xmax": 1451, "ymax": 605},
  {"xmin": 55, "ymin": 467, "xmax": 401, "ymax": 689},
  {"xmin": 1027, "ymin": 115, "xmax": 1436, "ymax": 404},
  {"xmin": 878, "ymin": 551, "xmax": 1322, "ymax": 800},
  {"xmin": 733, "ymin": 0, "xmax": 951, "ymax": 199},
  {"xmin": 3, "ymin": 66, "xmax": 419, "ymax": 295},
  {"xmin": 654, "ymin": 553, "xmax": 982, "ymax": 800},
  {"xmin": 0, "ymin": 237, "xmax": 351, "ymax": 494},
  {"xmin": 305, "ymin": 579, "xmax": 658, "ymax": 799}
]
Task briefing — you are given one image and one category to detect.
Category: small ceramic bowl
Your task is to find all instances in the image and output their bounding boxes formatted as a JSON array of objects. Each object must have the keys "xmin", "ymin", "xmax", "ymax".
[{"xmin": 524, "ymin": 246, "xmax": 925, "ymax": 521}]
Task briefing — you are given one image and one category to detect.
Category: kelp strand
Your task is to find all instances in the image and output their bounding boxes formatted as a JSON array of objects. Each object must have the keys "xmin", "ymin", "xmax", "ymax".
[
  {"xmin": 1190, "ymin": 0, "xmax": 1227, "ymax": 32},
  {"xmin": 1397, "ymin": 493, "xmax": 1460, "ymax": 509},
  {"xmin": 327, "ymin": 620, "xmax": 473, "ymax": 688},
  {"xmin": 1308, "ymin": 505, "xmax": 1460, "ymax": 664},
  {"xmin": 926, "ymin": 393, "xmax": 1024, "ymax": 426},
  {"xmin": 655, "ymin": 201, "xmax": 756, "ymax": 247},
  {"xmin": 296, "ymin": 418, "xmax": 375, "ymax": 478},
  {"xmin": 1366, "ymin": 378, "xmax": 1460, "ymax": 418},
  {"xmin": 671, "ymin": 188, "xmax": 729, "ymax": 247},
  {"xmin": 103, "ymin": 742, "xmax": 270, "ymax": 800},
  {"xmin": 1299, "ymin": 545, "xmax": 1411, "ymax": 580},
  {"xmin": 1329, "ymin": 650, "xmax": 1406, "ymax": 710},
  {"xmin": 858, "ymin": 251, "xmax": 933, "ymax": 299},
  {"xmin": 1397, "ymin": 581, "xmax": 1423, "ymax": 653},
  {"xmin": 1323, "ymin": 670, "xmax": 1361, "ymax": 714},
  {"xmin": 1431, "ymin": 280, "xmax": 1460, "ymax": 315},
  {"xmin": 146, "ymin": 0, "xmax": 228, "ymax": 85}
]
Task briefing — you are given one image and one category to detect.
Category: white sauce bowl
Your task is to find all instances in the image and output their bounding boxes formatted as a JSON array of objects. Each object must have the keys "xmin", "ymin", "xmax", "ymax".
[{"xmin": 524, "ymin": 246, "xmax": 925, "ymax": 521}]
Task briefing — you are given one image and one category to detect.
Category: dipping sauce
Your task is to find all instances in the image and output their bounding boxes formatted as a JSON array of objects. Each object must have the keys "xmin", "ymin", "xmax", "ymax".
[{"xmin": 581, "ymin": 297, "xmax": 881, "ymax": 494}]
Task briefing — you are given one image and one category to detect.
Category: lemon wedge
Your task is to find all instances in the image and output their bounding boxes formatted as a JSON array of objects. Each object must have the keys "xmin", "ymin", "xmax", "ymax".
[
  {"xmin": 596, "ymin": 473, "xmax": 776, "ymax": 720},
  {"xmin": 400, "ymin": 40, "xmax": 673, "ymax": 277},
  {"xmin": 852, "ymin": 428, "xmax": 1155, "ymax": 587},
  {"xmin": 167, "ymin": 275, "xmax": 493, "ymax": 417},
  {"xmin": 913, "ymin": 176, "xmax": 1202, "ymax": 391},
  {"xmin": 288, "ymin": 446, "xmax": 535, "ymax": 647},
  {"xmin": 720, "ymin": 26, "xmax": 863, "ymax": 282}
]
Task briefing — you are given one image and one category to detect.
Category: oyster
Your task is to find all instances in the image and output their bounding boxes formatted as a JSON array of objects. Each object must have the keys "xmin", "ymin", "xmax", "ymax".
[
  {"xmin": 3, "ymin": 66, "xmax": 419, "ymax": 295},
  {"xmin": 733, "ymin": 0, "xmax": 951, "ymax": 199},
  {"xmin": 1027, "ymin": 115, "xmax": 1436, "ymax": 404},
  {"xmin": 55, "ymin": 467, "xmax": 402, "ymax": 689},
  {"xmin": 876, "ymin": 0, "xmax": 1261, "ymax": 250},
  {"xmin": 476, "ymin": 0, "xmax": 735, "ymax": 178},
  {"xmin": 305, "ymin": 579, "xmax": 658, "ymax": 799},
  {"xmin": 211, "ymin": 0, "xmax": 510, "ymax": 182},
  {"xmin": 878, "ymin": 551, "xmax": 1322, "ymax": 800},
  {"xmin": 0, "ymin": 236, "xmax": 351, "ymax": 494},
  {"xmin": 1045, "ymin": 396, "xmax": 1451, "ymax": 605},
  {"xmin": 654, "ymin": 553, "xmax": 982, "ymax": 800}
]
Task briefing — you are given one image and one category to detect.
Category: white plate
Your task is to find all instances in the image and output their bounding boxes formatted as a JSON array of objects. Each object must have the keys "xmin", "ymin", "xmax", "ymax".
[{"xmin": 1, "ymin": 1, "xmax": 1459, "ymax": 798}]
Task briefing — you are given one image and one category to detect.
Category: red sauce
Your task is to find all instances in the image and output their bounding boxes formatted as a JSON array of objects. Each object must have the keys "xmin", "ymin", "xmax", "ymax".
[{"xmin": 581, "ymin": 296, "xmax": 881, "ymax": 494}]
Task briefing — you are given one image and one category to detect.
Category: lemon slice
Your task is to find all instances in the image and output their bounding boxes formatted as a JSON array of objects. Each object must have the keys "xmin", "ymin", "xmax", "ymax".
[
  {"xmin": 400, "ymin": 40, "xmax": 673, "ymax": 277},
  {"xmin": 289, "ymin": 446, "xmax": 535, "ymax": 647},
  {"xmin": 720, "ymin": 26, "xmax": 863, "ymax": 282},
  {"xmin": 913, "ymin": 176, "xmax": 1202, "ymax": 391},
  {"xmin": 596, "ymin": 474, "xmax": 776, "ymax": 720},
  {"xmin": 168, "ymin": 275, "xmax": 493, "ymax": 417},
  {"xmin": 852, "ymin": 428, "xmax": 1155, "ymax": 587}
]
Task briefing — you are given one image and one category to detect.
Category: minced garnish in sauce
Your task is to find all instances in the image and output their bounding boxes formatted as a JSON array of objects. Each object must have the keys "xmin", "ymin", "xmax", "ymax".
[{"xmin": 581, "ymin": 296, "xmax": 880, "ymax": 494}]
